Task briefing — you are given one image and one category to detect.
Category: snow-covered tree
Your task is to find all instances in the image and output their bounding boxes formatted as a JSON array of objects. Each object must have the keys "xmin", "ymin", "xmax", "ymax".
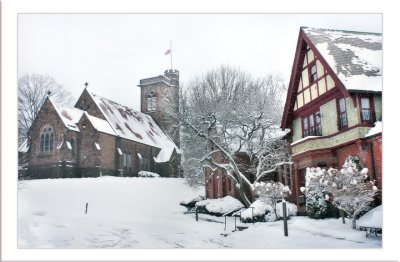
[
  {"xmin": 175, "ymin": 65, "xmax": 290, "ymax": 206},
  {"xmin": 305, "ymin": 157, "xmax": 377, "ymax": 229},
  {"xmin": 254, "ymin": 181, "xmax": 291, "ymax": 220}
]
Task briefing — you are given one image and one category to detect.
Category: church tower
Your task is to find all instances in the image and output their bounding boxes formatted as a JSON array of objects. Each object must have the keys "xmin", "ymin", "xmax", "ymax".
[{"xmin": 138, "ymin": 69, "xmax": 180, "ymax": 148}]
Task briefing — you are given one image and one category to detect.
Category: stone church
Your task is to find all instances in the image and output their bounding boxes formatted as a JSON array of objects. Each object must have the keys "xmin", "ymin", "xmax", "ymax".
[{"xmin": 21, "ymin": 69, "xmax": 181, "ymax": 179}]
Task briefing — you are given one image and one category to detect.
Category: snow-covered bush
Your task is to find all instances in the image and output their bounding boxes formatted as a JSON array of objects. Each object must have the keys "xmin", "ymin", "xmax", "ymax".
[
  {"xmin": 195, "ymin": 196, "xmax": 244, "ymax": 216},
  {"xmin": 276, "ymin": 201, "xmax": 297, "ymax": 218},
  {"xmin": 138, "ymin": 171, "xmax": 160, "ymax": 178},
  {"xmin": 306, "ymin": 186, "xmax": 328, "ymax": 219},
  {"xmin": 253, "ymin": 181, "xmax": 291, "ymax": 220},
  {"xmin": 179, "ymin": 195, "xmax": 205, "ymax": 210},
  {"xmin": 240, "ymin": 200, "xmax": 272, "ymax": 223},
  {"xmin": 305, "ymin": 156, "xmax": 377, "ymax": 229},
  {"xmin": 240, "ymin": 199, "xmax": 297, "ymax": 223},
  {"xmin": 303, "ymin": 167, "xmax": 328, "ymax": 219}
]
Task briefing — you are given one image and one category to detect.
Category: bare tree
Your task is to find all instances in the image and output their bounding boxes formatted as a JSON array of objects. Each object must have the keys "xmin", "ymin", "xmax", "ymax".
[
  {"xmin": 176, "ymin": 65, "xmax": 291, "ymax": 206},
  {"xmin": 18, "ymin": 74, "xmax": 74, "ymax": 145}
]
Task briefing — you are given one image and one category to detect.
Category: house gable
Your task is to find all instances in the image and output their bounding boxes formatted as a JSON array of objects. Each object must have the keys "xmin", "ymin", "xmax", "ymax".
[{"xmin": 281, "ymin": 28, "xmax": 351, "ymax": 130}]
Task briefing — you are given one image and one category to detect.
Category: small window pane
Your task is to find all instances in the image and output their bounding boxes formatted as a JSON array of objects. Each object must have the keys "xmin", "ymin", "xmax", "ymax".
[
  {"xmin": 303, "ymin": 118, "xmax": 308, "ymax": 129},
  {"xmin": 361, "ymin": 98, "xmax": 370, "ymax": 109},
  {"xmin": 311, "ymin": 65, "xmax": 317, "ymax": 74},
  {"xmin": 316, "ymin": 112, "xmax": 321, "ymax": 124},
  {"xmin": 339, "ymin": 98, "xmax": 346, "ymax": 113},
  {"xmin": 50, "ymin": 133, "xmax": 54, "ymax": 151},
  {"xmin": 40, "ymin": 134, "xmax": 45, "ymax": 152},
  {"xmin": 45, "ymin": 133, "xmax": 49, "ymax": 151},
  {"xmin": 309, "ymin": 115, "xmax": 314, "ymax": 127}
]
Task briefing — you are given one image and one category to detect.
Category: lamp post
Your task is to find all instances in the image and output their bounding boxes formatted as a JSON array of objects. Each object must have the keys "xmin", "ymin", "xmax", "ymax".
[{"xmin": 283, "ymin": 201, "xmax": 288, "ymax": 236}]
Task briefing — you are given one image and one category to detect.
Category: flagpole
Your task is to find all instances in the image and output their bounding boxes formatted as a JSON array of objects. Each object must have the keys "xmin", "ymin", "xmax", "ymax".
[{"xmin": 170, "ymin": 40, "xmax": 173, "ymax": 70}]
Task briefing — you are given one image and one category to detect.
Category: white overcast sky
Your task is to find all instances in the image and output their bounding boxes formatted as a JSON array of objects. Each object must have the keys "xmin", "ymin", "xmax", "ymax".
[{"xmin": 18, "ymin": 14, "xmax": 382, "ymax": 110}]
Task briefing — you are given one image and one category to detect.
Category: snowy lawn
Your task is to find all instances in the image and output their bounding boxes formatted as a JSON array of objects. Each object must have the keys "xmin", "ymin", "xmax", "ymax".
[{"xmin": 18, "ymin": 177, "xmax": 381, "ymax": 248}]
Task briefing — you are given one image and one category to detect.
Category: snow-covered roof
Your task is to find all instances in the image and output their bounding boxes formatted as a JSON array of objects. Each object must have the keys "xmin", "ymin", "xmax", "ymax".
[
  {"xmin": 49, "ymin": 97, "xmax": 84, "ymax": 132},
  {"xmin": 365, "ymin": 121, "xmax": 382, "ymax": 138},
  {"xmin": 18, "ymin": 139, "xmax": 29, "ymax": 153},
  {"xmin": 87, "ymin": 90, "xmax": 180, "ymax": 162},
  {"xmin": 303, "ymin": 27, "xmax": 382, "ymax": 93},
  {"xmin": 358, "ymin": 205, "xmax": 382, "ymax": 228},
  {"xmin": 84, "ymin": 112, "xmax": 116, "ymax": 136}
]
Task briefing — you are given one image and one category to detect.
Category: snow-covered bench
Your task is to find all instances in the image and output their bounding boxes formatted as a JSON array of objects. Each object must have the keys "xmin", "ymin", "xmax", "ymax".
[
  {"xmin": 358, "ymin": 205, "xmax": 382, "ymax": 238},
  {"xmin": 223, "ymin": 207, "xmax": 247, "ymax": 231},
  {"xmin": 359, "ymin": 226, "xmax": 382, "ymax": 237}
]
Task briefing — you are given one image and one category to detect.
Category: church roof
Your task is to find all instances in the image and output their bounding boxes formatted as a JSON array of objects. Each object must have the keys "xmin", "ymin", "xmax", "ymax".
[
  {"xmin": 49, "ymin": 96, "xmax": 84, "ymax": 132},
  {"xmin": 47, "ymin": 90, "xmax": 179, "ymax": 163},
  {"xmin": 302, "ymin": 27, "xmax": 382, "ymax": 92},
  {"xmin": 86, "ymin": 90, "xmax": 180, "ymax": 163}
]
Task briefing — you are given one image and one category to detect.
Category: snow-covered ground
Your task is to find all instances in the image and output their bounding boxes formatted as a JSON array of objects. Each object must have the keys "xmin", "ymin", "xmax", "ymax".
[{"xmin": 18, "ymin": 177, "xmax": 381, "ymax": 248}]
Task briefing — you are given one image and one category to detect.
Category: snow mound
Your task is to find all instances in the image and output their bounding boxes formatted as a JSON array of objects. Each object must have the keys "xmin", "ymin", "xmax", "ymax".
[
  {"xmin": 241, "ymin": 200, "xmax": 273, "ymax": 222},
  {"xmin": 180, "ymin": 195, "xmax": 205, "ymax": 209},
  {"xmin": 195, "ymin": 196, "xmax": 244, "ymax": 216},
  {"xmin": 358, "ymin": 205, "xmax": 382, "ymax": 228},
  {"xmin": 138, "ymin": 171, "xmax": 160, "ymax": 178},
  {"xmin": 240, "ymin": 200, "xmax": 297, "ymax": 223}
]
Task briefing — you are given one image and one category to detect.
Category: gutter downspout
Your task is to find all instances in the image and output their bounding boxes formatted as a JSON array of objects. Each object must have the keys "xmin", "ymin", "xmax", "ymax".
[{"xmin": 369, "ymin": 140, "xmax": 376, "ymax": 185}]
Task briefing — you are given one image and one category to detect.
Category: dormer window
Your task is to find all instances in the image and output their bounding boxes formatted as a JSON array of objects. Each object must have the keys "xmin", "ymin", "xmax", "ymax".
[
  {"xmin": 147, "ymin": 92, "xmax": 157, "ymax": 111},
  {"xmin": 309, "ymin": 63, "xmax": 317, "ymax": 84}
]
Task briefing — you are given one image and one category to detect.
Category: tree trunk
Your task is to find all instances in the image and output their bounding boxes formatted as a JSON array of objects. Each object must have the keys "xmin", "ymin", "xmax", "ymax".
[
  {"xmin": 351, "ymin": 216, "xmax": 357, "ymax": 229},
  {"xmin": 237, "ymin": 176, "xmax": 251, "ymax": 207},
  {"xmin": 339, "ymin": 209, "xmax": 345, "ymax": 224}
]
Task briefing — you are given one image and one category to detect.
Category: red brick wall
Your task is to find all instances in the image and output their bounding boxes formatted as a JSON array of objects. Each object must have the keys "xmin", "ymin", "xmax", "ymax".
[
  {"xmin": 291, "ymin": 136, "xmax": 382, "ymax": 210},
  {"xmin": 367, "ymin": 135, "xmax": 382, "ymax": 189}
]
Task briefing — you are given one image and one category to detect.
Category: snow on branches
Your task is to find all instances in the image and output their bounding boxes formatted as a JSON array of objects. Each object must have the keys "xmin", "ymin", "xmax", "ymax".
[
  {"xmin": 254, "ymin": 181, "xmax": 291, "ymax": 220},
  {"xmin": 304, "ymin": 156, "xmax": 377, "ymax": 228},
  {"xmin": 177, "ymin": 65, "xmax": 288, "ymax": 207}
]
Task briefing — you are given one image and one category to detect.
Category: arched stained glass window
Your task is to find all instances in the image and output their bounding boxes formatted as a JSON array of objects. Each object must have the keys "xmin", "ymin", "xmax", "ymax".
[{"xmin": 39, "ymin": 125, "xmax": 54, "ymax": 153}]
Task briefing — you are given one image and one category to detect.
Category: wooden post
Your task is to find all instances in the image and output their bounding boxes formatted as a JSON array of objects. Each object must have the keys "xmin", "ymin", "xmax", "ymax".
[
  {"xmin": 234, "ymin": 216, "xmax": 237, "ymax": 231},
  {"xmin": 251, "ymin": 207, "xmax": 254, "ymax": 225},
  {"xmin": 195, "ymin": 206, "xmax": 198, "ymax": 222},
  {"xmin": 224, "ymin": 216, "xmax": 227, "ymax": 231},
  {"xmin": 339, "ymin": 209, "xmax": 345, "ymax": 224},
  {"xmin": 283, "ymin": 202, "xmax": 288, "ymax": 236},
  {"xmin": 85, "ymin": 203, "xmax": 88, "ymax": 214}
]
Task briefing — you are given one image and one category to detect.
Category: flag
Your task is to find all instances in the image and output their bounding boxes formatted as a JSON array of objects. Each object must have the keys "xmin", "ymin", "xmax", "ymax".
[{"xmin": 164, "ymin": 49, "xmax": 171, "ymax": 55}]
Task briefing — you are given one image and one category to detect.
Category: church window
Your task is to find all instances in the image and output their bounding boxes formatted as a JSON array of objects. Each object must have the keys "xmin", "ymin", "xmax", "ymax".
[
  {"xmin": 147, "ymin": 92, "xmax": 157, "ymax": 111},
  {"xmin": 39, "ymin": 126, "xmax": 54, "ymax": 153}
]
